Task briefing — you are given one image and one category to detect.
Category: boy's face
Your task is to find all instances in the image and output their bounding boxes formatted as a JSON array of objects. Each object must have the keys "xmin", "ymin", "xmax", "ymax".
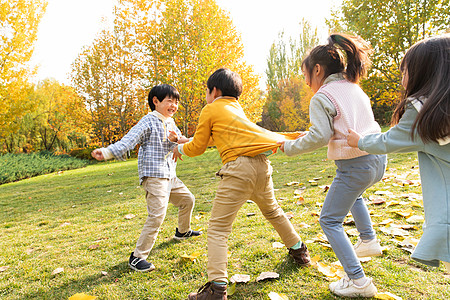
[{"xmin": 153, "ymin": 96, "xmax": 178, "ymax": 118}]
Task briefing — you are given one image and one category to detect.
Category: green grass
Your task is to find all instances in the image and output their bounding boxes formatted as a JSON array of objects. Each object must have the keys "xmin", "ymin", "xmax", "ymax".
[{"xmin": 0, "ymin": 148, "xmax": 448, "ymax": 299}]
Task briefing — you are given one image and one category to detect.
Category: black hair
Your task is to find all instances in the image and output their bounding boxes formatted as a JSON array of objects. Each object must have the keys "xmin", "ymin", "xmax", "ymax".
[
  {"xmin": 301, "ymin": 33, "xmax": 372, "ymax": 83},
  {"xmin": 207, "ymin": 68, "xmax": 243, "ymax": 99},
  {"xmin": 391, "ymin": 34, "xmax": 450, "ymax": 143},
  {"xmin": 147, "ymin": 84, "xmax": 180, "ymax": 111}
]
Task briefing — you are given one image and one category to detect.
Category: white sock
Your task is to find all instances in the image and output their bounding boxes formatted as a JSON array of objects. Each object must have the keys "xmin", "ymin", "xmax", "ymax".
[{"xmin": 353, "ymin": 276, "xmax": 368, "ymax": 286}]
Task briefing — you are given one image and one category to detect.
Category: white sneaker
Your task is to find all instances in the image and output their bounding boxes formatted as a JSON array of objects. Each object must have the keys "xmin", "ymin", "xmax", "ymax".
[
  {"xmin": 329, "ymin": 275, "xmax": 377, "ymax": 298},
  {"xmin": 354, "ymin": 238, "xmax": 382, "ymax": 258}
]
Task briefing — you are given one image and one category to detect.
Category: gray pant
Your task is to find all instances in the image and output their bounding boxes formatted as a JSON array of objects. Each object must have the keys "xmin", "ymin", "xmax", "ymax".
[{"xmin": 320, "ymin": 154, "xmax": 387, "ymax": 279}]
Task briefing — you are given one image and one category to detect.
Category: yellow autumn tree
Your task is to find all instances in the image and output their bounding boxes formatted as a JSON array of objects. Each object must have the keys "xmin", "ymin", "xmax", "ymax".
[
  {"xmin": 145, "ymin": 0, "xmax": 262, "ymax": 135},
  {"xmin": 0, "ymin": 0, "xmax": 47, "ymax": 152},
  {"xmin": 71, "ymin": 0, "xmax": 262, "ymax": 143},
  {"xmin": 30, "ymin": 79, "xmax": 90, "ymax": 151}
]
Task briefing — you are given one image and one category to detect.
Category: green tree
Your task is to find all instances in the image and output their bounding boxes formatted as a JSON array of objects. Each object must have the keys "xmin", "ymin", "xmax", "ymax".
[
  {"xmin": 328, "ymin": 0, "xmax": 450, "ymax": 124},
  {"xmin": 260, "ymin": 19, "xmax": 318, "ymax": 131}
]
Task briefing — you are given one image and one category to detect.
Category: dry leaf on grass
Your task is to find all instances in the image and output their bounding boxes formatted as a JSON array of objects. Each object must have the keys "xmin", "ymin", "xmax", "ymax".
[
  {"xmin": 124, "ymin": 214, "xmax": 135, "ymax": 220},
  {"xmin": 375, "ymin": 190, "xmax": 394, "ymax": 197},
  {"xmin": 369, "ymin": 195, "xmax": 386, "ymax": 205},
  {"xmin": 256, "ymin": 272, "xmax": 279, "ymax": 282},
  {"xmin": 393, "ymin": 209, "xmax": 414, "ymax": 218},
  {"xmin": 345, "ymin": 228, "xmax": 359, "ymax": 236},
  {"xmin": 319, "ymin": 185, "xmax": 330, "ymax": 192},
  {"xmin": 272, "ymin": 242, "xmax": 285, "ymax": 249},
  {"xmin": 406, "ymin": 215, "xmax": 424, "ymax": 223},
  {"xmin": 316, "ymin": 261, "xmax": 345, "ymax": 281},
  {"xmin": 380, "ymin": 226, "xmax": 410, "ymax": 237},
  {"xmin": 294, "ymin": 188, "xmax": 305, "ymax": 195},
  {"xmin": 298, "ymin": 222, "xmax": 311, "ymax": 228},
  {"xmin": 378, "ymin": 218, "xmax": 395, "ymax": 226},
  {"xmin": 268, "ymin": 292, "xmax": 289, "ymax": 300},
  {"xmin": 51, "ymin": 267, "xmax": 64, "ymax": 275},
  {"xmin": 230, "ymin": 274, "xmax": 250, "ymax": 283},
  {"xmin": 295, "ymin": 196, "xmax": 305, "ymax": 205},
  {"xmin": 0, "ymin": 266, "xmax": 9, "ymax": 272},
  {"xmin": 101, "ymin": 271, "xmax": 108, "ymax": 276}
]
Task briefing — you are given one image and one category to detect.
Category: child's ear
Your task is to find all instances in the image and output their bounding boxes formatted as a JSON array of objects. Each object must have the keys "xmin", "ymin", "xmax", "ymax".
[
  {"xmin": 153, "ymin": 96, "xmax": 160, "ymax": 106},
  {"xmin": 314, "ymin": 64, "xmax": 322, "ymax": 76},
  {"xmin": 212, "ymin": 87, "xmax": 222, "ymax": 98}
]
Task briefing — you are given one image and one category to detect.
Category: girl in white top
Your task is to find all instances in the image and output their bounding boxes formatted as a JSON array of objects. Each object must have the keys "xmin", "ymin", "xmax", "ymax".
[{"xmin": 279, "ymin": 34, "xmax": 386, "ymax": 298}]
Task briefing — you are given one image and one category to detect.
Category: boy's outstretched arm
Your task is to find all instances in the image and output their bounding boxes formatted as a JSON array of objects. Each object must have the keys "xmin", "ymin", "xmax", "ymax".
[
  {"xmin": 91, "ymin": 149, "xmax": 105, "ymax": 160},
  {"xmin": 347, "ymin": 129, "xmax": 361, "ymax": 148}
]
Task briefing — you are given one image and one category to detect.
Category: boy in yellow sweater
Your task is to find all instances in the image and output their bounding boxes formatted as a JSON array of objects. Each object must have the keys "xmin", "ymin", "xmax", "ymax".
[{"xmin": 173, "ymin": 68, "xmax": 310, "ymax": 300}]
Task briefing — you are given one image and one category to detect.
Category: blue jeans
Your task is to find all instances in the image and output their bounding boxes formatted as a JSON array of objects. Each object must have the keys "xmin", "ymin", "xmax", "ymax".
[{"xmin": 319, "ymin": 154, "xmax": 387, "ymax": 279}]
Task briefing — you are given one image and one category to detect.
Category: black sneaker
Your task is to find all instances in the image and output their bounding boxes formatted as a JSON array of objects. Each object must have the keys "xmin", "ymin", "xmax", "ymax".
[
  {"xmin": 128, "ymin": 252, "xmax": 155, "ymax": 272},
  {"xmin": 173, "ymin": 228, "xmax": 202, "ymax": 240}
]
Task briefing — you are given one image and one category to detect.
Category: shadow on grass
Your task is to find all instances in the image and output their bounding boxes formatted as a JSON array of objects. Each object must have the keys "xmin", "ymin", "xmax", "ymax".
[{"xmin": 20, "ymin": 261, "xmax": 134, "ymax": 299}]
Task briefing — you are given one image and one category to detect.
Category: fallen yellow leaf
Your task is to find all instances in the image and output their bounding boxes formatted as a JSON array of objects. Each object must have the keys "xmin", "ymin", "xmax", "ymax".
[
  {"xmin": 69, "ymin": 293, "xmax": 97, "ymax": 300},
  {"xmin": 375, "ymin": 291, "xmax": 403, "ymax": 300},
  {"xmin": 180, "ymin": 251, "xmax": 201, "ymax": 262},
  {"xmin": 227, "ymin": 283, "xmax": 236, "ymax": 296}
]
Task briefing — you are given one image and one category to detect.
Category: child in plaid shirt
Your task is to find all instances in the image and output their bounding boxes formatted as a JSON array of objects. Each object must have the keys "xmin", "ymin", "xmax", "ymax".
[{"xmin": 91, "ymin": 84, "xmax": 202, "ymax": 272}]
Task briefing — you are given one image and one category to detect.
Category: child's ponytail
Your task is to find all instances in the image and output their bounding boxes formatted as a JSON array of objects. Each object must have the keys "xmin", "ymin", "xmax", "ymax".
[{"xmin": 328, "ymin": 34, "xmax": 372, "ymax": 83}]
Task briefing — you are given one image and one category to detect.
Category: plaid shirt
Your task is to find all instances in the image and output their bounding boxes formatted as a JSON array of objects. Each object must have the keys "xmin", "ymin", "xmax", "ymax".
[{"xmin": 107, "ymin": 112, "xmax": 180, "ymax": 183}]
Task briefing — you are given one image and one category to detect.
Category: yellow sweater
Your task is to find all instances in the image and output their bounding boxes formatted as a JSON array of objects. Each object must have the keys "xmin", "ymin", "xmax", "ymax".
[{"xmin": 182, "ymin": 97, "xmax": 302, "ymax": 164}]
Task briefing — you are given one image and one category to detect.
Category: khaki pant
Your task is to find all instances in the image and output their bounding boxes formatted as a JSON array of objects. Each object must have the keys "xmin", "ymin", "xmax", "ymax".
[
  {"xmin": 134, "ymin": 176, "xmax": 195, "ymax": 260},
  {"xmin": 207, "ymin": 155, "xmax": 301, "ymax": 282}
]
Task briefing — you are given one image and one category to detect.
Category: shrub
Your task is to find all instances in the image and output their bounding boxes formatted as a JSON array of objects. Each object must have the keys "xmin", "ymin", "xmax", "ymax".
[
  {"xmin": 69, "ymin": 146, "xmax": 98, "ymax": 160},
  {"xmin": 0, "ymin": 151, "xmax": 89, "ymax": 185}
]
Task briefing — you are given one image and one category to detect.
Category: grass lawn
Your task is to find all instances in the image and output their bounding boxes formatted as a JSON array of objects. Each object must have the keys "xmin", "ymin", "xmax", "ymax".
[{"xmin": 0, "ymin": 147, "xmax": 448, "ymax": 299}]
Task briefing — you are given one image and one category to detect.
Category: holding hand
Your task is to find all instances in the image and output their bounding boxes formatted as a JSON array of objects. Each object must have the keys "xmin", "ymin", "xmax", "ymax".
[
  {"xmin": 277, "ymin": 141, "xmax": 285, "ymax": 152},
  {"xmin": 347, "ymin": 129, "xmax": 361, "ymax": 148},
  {"xmin": 177, "ymin": 136, "xmax": 190, "ymax": 144},
  {"xmin": 168, "ymin": 130, "xmax": 179, "ymax": 143},
  {"xmin": 172, "ymin": 146, "xmax": 183, "ymax": 162},
  {"xmin": 91, "ymin": 149, "xmax": 105, "ymax": 161}
]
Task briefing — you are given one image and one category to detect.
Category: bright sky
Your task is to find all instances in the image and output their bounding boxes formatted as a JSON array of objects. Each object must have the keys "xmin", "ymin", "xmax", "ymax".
[{"xmin": 31, "ymin": 0, "xmax": 341, "ymax": 87}]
